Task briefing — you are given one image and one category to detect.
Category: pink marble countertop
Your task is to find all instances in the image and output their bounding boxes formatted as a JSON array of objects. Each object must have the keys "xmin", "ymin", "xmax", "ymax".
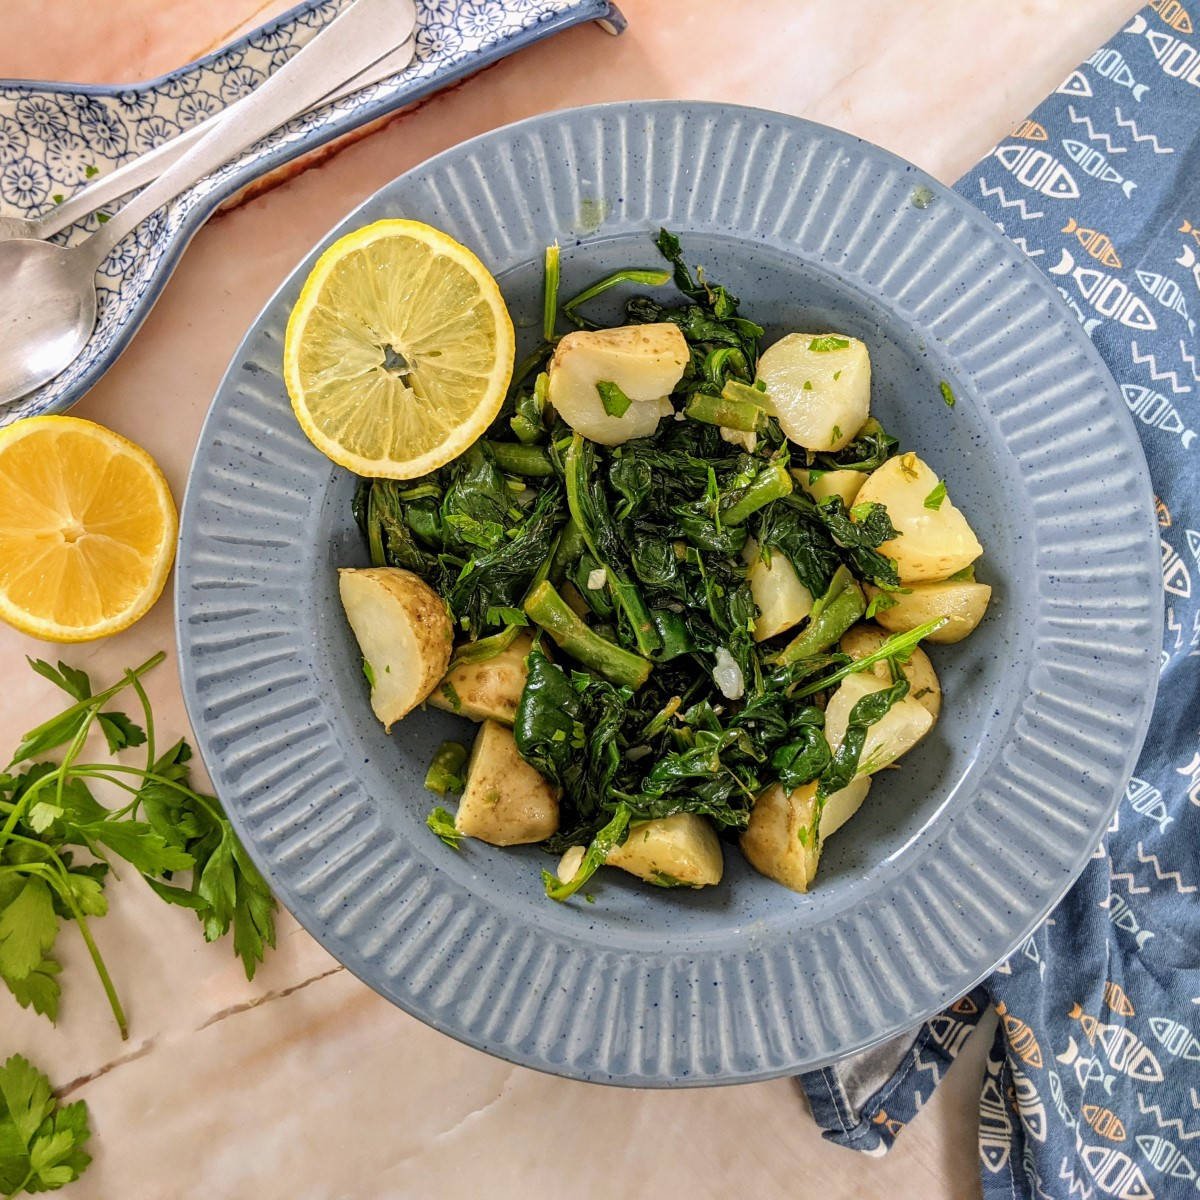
[{"xmin": 1, "ymin": 2, "xmax": 1139, "ymax": 1196}]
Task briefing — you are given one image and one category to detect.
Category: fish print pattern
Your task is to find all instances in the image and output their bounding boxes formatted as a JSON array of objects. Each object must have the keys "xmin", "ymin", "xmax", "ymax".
[{"xmin": 799, "ymin": 8, "xmax": 1200, "ymax": 1199}]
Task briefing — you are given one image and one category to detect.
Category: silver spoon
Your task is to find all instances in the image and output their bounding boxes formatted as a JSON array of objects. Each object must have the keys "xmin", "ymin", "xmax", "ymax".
[
  {"xmin": 0, "ymin": 0, "xmax": 411, "ymax": 405},
  {"xmin": 0, "ymin": 30, "xmax": 417, "ymax": 245}
]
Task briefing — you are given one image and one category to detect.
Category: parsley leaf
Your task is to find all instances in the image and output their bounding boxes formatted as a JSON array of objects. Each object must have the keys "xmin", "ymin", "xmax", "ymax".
[
  {"xmin": 924, "ymin": 480, "xmax": 947, "ymax": 510},
  {"xmin": 596, "ymin": 380, "xmax": 632, "ymax": 418},
  {"xmin": 809, "ymin": 335, "xmax": 850, "ymax": 352},
  {"xmin": 939, "ymin": 380, "xmax": 956, "ymax": 408},
  {"xmin": 426, "ymin": 806, "xmax": 465, "ymax": 849},
  {"xmin": 0, "ymin": 1055, "xmax": 92, "ymax": 1196}
]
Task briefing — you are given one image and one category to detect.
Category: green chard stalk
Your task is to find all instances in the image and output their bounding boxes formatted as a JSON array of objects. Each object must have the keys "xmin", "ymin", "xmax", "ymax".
[
  {"xmin": 524, "ymin": 581, "xmax": 651, "ymax": 689},
  {"xmin": 721, "ymin": 462, "xmax": 793, "ymax": 526}
]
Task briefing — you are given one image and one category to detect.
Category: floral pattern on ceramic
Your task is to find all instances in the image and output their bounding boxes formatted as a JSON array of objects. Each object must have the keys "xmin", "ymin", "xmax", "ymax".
[{"xmin": 0, "ymin": 0, "xmax": 624, "ymax": 424}]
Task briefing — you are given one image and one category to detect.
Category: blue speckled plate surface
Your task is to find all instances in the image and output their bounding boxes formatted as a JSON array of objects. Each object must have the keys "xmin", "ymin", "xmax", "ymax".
[{"xmin": 176, "ymin": 101, "xmax": 1161, "ymax": 1084}]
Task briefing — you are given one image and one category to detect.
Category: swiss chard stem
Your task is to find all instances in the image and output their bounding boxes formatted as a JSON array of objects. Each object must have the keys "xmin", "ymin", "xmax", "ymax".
[
  {"xmin": 791, "ymin": 618, "xmax": 948, "ymax": 698},
  {"xmin": 562, "ymin": 268, "xmax": 672, "ymax": 329},
  {"xmin": 542, "ymin": 802, "xmax": 631, "ymax": 900},
  {"xmin": 721, "ymin": 462, "xmax": 793, "ymax": 526},
  {"xmin": 524, "ymin": 581, "xmax": 651, "ymax": 689},
  {"xmin": 482, "ymin": 440, "xmax": 555, "ymax": 477},
  {"xmin": 685, "ymin": 391, "xmax": 766, "ymax": 432},
  {"xmin": 776, "ymin": 580, "xmax": 867, "ymax": 665},
  {"xmin": 563, "ymin": 434, "xmax": 661, "ymax": 657},
  {"xmin": 543, "ymin": 243, "xmax": 560, "ymax": 342}
]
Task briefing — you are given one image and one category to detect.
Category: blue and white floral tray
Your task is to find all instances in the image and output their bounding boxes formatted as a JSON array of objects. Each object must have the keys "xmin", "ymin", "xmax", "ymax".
[{"xmin": 0, "ymin": 0, "xmax": 623, "ymax": 423}]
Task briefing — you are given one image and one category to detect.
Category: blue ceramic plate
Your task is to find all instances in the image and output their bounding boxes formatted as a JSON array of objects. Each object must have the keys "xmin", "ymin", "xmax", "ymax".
[
  {"xmin": 0, "ymin": 0, "xmax": 622, "ymax": 425},
  {"xmin": 176, "ymin": 101, "xmax": 1161, "ymax": 1084}
]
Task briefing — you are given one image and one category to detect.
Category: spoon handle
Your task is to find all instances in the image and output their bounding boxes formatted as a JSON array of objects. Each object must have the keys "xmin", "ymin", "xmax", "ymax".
[
  {"xmin": 86, "ymin": 0, "xmax": 413, "ymax": 264},
  {"xmin": 43, "ymin": 32, "xmax": 417, "ymax": 242}
]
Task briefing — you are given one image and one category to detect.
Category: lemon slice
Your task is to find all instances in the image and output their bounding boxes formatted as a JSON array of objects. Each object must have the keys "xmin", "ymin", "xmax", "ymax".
[
  {"xmin": 283, "ymin": 219, "xmax": 515, "ymax": 478},
  {"xmin": 0, "ymin": 416, "xmax": 177, "ymax": 642}
]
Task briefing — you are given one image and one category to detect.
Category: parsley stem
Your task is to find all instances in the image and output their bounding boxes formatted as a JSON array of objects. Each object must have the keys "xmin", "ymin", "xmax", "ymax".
[
  {"xmin": 7, "ymin": 650, "xmax": 165, "ymax": 769},
  {"xmin": 125, "ymin": 668, "xmax": 156, "ymax": 785},
  {"xmin": 69, "ymin": 895, "xmax": 128, "ymax": 1040},
  {"xmin": 5, "ymin": 849, "xmax": 129, "ymax": 1039}
]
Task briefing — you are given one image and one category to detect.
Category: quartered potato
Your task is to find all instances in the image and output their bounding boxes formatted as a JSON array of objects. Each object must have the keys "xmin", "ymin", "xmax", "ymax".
[
  {"xmin": 555, "ymin": 814, "xmax": 724, "ymax": 889},
  {"xmin": 338, "ymin": 567, "xmax": 453, "ymax": 732},
  {"xmin": 740, "ymin": 776, "xmax": 872, "ymax": 893},
  {"xmin": 794, "ymin": 467, "xmax": 867, "ymax": 508},
  {"xmin": 428, "ymin": 633, "xmax": 533, "ymax": 724},
  {"xmin": 455, "ymin": 719, "xmax": 560, "ymax": 846},
  {"xmin": 755, "ymin": 333, "xmax": 870, "ymax": 452},
  {"xmin": 606, "ymin": 814, "xmax": 723, "ymax": 887},
  {"xmin": 547, "ymin": 323, "xmax": 687, "ymax": 445},
  {"xmin": 743, "ymin": 536, "xmax": 814, "ymax": 642},
  {"xmin": 854, "ymin": 453, "xmax": 982, "ymax": 583},
  {"xmin": 840, "ymin": 623, "xmax": 942, "ymax": 719},
  {"xmin": 823, "ymin": 673, "xmax": 934, "ymax": 776},
  {"xmin": 818, "ymin": 775, "xmax": 872, "ymax": 840},
  {"xmin": 866, "ymin": 580, "xmax": 992, "ymax": 644}
]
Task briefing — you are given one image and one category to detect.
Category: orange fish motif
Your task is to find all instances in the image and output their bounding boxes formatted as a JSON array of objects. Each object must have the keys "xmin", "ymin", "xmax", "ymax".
[
  {"xmin": 1083, "ymin": 1103, "xmax": 1128, "ymax": 1141},
  {"xmin": 1182, "ymin": 219, "xmax": 1200, "ymax": 247},
  {"xmin": 996, "ymin": 1001, "xmax": 1044, "ymax": 1069},
  {"xmin": 1157, "ymin": 497, "xmax": 1172, "ymax": 527},
  {"xmin": 1103, "ymin": 980, "xmax": 1136, "ymax": 1017},
  {"xmin": 1069, "ymin": 1002, "xmax": 1164, "ymax": 1082},
  {"xmin": 1011, "ymin": 118, "xmax": 1048, "ymax": 141},
  {"xmin": 872, "ymin": 1109, "xmax": 904, "ymax": 1137},
  {"xmin": 1151, "ymin": 0, "xmax": 1194, "ymax": 33},
  {"xmin": 1063, "ymin": 217, "xmax": 1123, "ymax": 268}
]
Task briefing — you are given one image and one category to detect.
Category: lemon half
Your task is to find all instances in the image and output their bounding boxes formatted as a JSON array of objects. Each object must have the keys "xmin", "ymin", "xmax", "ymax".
[
  {"xmin": 283, "ymin": 219, "xmax": 515, "ymax": 478},
  {"xmin": 0, "ymin": 416, "xmax": 177, "ymax": 642}
]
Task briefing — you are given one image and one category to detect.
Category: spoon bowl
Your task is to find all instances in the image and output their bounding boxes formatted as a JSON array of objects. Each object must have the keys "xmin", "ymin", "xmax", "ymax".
[{"xmin": 0, "ymin": 240, "xmax": 97, "ymax": 403}]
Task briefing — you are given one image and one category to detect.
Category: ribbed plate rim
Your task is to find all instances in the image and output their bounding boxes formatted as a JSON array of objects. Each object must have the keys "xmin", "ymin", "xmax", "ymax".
[{"xmin": 176, "ymin": 100, "xmax": 1161, "ymax": 1085}]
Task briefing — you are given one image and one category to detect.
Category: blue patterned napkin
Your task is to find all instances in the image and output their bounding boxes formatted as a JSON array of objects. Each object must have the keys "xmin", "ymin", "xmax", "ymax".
[{"xmin": 800, "ymin": 6, "xmax": 1200, "ymax": 1196}]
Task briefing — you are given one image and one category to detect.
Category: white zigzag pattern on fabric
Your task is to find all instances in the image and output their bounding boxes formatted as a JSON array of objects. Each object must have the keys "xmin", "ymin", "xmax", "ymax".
[
  {"xmin": 1110, "ymin": 871, "xmax": 1151, "ymax": 894},
  {"xmin": 1114, "ymin": 107, "xmax": 1175, "ymax": 154},
  {"xmin": 1137, "ymin": 1092, "xmax": 1200, "ymax": 1140},
  {"xmin": 1136, "ymin": 843, "xmax": 1198, "ymax": 893},
  {"xmin": 1181, "ymin": 340, "xmax": 1200, "ymax": 384},
  {"xmin": 913, "ymin": 1049, "xmax": 943, "ymax": 1083},
  {"xmin": 1131, "ymin": 340, "xmax": 1191, "ymax": 394},
  {"xmin": 979, "ymin": 179, "xmax": 1045, "ymax": 221},
  {"xmin": 1067, "ymin": 105, "xmax": 1124, "ymax": 153},
  {"xmin": 1009, "ymin": 235, "xmax": 1045, "ymax": 259}
]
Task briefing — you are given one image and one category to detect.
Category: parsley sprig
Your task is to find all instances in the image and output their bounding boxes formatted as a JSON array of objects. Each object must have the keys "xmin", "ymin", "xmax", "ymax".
[
  {"xmin": 0, "ymin": 1055, "xmax": 91, "ymax": 1196},
  {"xmin": 0, "ymin": 654, "xmax": 276, "ymax": 1040}
]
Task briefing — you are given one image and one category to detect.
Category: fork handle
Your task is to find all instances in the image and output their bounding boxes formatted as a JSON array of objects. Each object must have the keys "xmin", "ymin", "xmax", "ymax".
[{"xmin": 86, "ymin": 0, "xmax": 403, "ymax": 264}]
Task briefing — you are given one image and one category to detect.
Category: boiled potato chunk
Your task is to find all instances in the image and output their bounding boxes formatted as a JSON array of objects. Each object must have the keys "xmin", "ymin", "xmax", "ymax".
[
  {"xmin": 338, "ymin": 567, "xmax": 453, "ymax": 732},
  {"xmin": 547, "ymin": 323, "xmax": 687, "ymax": 445},
  {"xmin": 823, "ymin": 674, "xmax": 934, "ymax": 776},
  {"xmin": 818, "ymin": 774, "xmax": 872, "ymax": 840},
  {"xmin": 854, "ymin": 453, "xmax": 982, "ymax": 583},
  {"xmin": 428, "ymin": 633, "xmax": 532, "ymax": 724},
  {"xmin": 755, "ymin": 333, "xmax": 870, "ymax": 452},
  {"xmin": 743, "ymin": 537, "xmax": 813, "ymax": 642},
  {"xmin": 866, "ymin": 581, "xmax": 992, "ymax": 644},
  {"xmin": 795, "ymin": 467, "xmax": 867, "ymax": 507},
  {"xmin": 606, "ymin": 814, "xmax": 723, "ymax": 887},
  {"xmin": 840, "ymin": 623, "xmax": 942, "ymax": 719},
  {"xmin": 741, "ymin": 777, "xmax": 870, "ymax": 892},
  {"xmin": 741, "ymin": 781, "xmax": 820, "ymax": 892},
  {"xmin": 455, "ymin": 719, "xmax": 559, "ymax": 846}
]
